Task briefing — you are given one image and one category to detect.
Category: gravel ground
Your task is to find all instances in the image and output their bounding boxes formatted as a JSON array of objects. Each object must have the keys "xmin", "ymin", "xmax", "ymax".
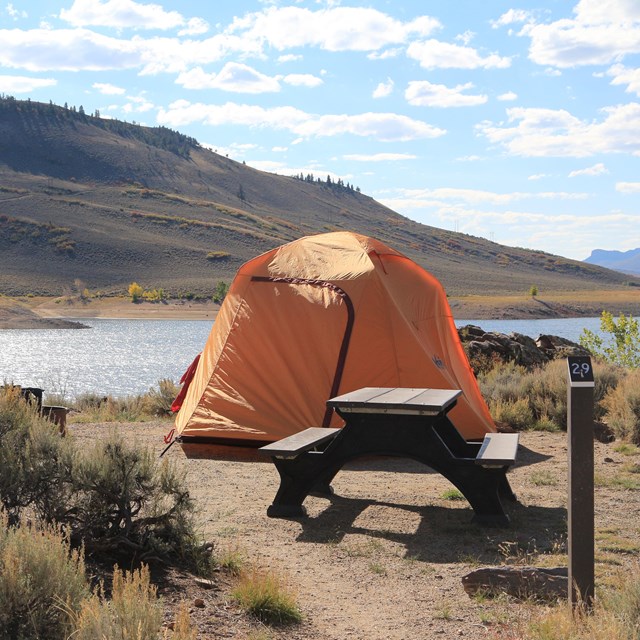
[{"xmin": 69, "ymin": 421, "xmax": 640, "ymax": 640}]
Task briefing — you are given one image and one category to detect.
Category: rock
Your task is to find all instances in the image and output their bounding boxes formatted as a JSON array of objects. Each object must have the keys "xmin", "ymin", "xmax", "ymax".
[
  {"xmin": 194, "ymin": 577, "xmax": 218, "ymax": 590},
  {"xmin": 462, "ymin": 566, "xmax": 568, "ymax": 601},
  {"xmin": 193, "ymin": 598, "xmax": 205, "ymax": 608},
  {"xmin": 536, "ymin": 335, "xmax": 591, "ymax": 360},
  {"xmin": 594, "ymin": 421, "xmax": 615, "ymax": 443},
  {"xmin": 458, "ymin": 325, "xmax": 591, "ymax": 371}
]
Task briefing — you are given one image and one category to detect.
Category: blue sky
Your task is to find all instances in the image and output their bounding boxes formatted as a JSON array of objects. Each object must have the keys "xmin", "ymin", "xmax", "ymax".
[{"xmin": 1, "ymin": 0, "xmax": 639, "ymax": 261}]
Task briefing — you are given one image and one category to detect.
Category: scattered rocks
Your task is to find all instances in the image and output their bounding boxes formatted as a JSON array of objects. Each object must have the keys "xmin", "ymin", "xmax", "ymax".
[{"xmin": 458, "ymin": 325, "xmax": 590, "ymax": 370}]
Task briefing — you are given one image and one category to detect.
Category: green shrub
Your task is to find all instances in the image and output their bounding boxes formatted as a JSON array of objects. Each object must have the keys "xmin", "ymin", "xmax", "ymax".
[
  {"xmin": 0, "ymin": 515, "xmax": 89, "ymax": 640},
  {"xmin": 603, "ymin": 369, "xmax": 640, "ymax": 444},
  {"xmin": 478, "ymin": 361, "xmax": 528, "ymax": 406},
  {"xmin": 70, "ymin": 565, "xmax": 163, "ymax": 640},
  {"xmin": 213, "ymin": 280, "xmax": 229, "ymax": 304},
  {"xmin": 0, "ymin": 388, "xmax": 74, "ymax": 525},
  {"xmin": 580, "ymin": 311, "xmax": 640, "ymax": 368},
  {"xmin": 143, "ymin": 378, "xmax": 179, "ymax": 416},
  {"xmin": 232, "ymin": 567, "xmax": 302, "ymax": 625},
  {"xmin": 489, "ymin": 397, "xmax": 535, "ymax": 430},
  {"xmin": 68, "ymin": 434, "xmax": 199, "ymax": 563},
  {"xmin": 71, "ymin": 394, "xmax": 149, "ymax": 422},
  {"xmin": 0, "ymin": 387, "xmax": 209, "ymax": 567},
  {"xmin": 521, "ymin": 358, "xmax": 567, "ymax": 426},
  {"xmin": 480, "ymin": 359, "xmax": 626, "ymax": 432}
]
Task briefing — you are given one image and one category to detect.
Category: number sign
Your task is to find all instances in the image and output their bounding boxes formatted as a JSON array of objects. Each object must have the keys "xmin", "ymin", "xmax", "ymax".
[{"xmin": 567, "ymin": 356, "xmax": 594, "ymax": 387}]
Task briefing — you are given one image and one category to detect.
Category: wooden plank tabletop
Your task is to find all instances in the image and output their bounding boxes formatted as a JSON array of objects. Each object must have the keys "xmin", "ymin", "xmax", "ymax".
[{"xmin": 327, "ymin": 387, "xmax": 462, "ymax": 416}]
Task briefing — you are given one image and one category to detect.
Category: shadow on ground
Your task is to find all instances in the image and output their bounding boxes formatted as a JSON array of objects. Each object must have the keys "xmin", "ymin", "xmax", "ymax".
[{"xmin": 295, "ymin": 495, "xmax": 566, "ymax": 565}]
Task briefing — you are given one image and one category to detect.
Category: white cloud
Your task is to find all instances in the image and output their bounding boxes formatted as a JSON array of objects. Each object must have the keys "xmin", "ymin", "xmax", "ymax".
[
  {"xmin": 368, "ymin": 48, "xmax": 402, "ymax": 60},
  {"xmin": 277, "ymin": 54, "xmax": 302, "ymax": 63},
  {"xmin": 607, "ymin": 63, "xmax": 640, "ymax": 96},
  {"xmin": 0, "ymin": 28, "xmax": 141, "ymax": 72},
  {"xmin": 616, "ymin": 181, "xmax": 640, "ymax": 193},
  {"xmin": 157, "ymin": 100, "xmax": 446, "ymax": 142},
  {"xmin": 406, "ymin": 39, "xmax": 511, "ymax": 69},
  {"xmin": 521, "ymin": 0, "xmax": 640, "ymax": 69},
  {"xmin": 497, "ymin": 91, "xmax": 517, "ymax": 101},
  {"xmin": 372, "ymin": 78, "xmax": 394, "ymax": 99},
  {"xmin": 528, "ymin": 173, "xmax": 550, "ymax": 180},
  {"xmin": 385, "ymin": 187, "xmax": 587, "ymax": 206},
  {"xmin": 491, "ymin": 9, "xmax": 533, "ymax": 29},
  {"xmin": 405, "ymin": 80, "xmax": 487, "ymax": 107},
  {"xmin": 6, "ymin": 3, "xmax": 27, "ymax": 19},
  {"xmin": 92, "ymin": 81, "xmax": 125, "ymax": 95},
  {"xmin": 282, "ymin": 73, "xmax": 323, "ymax": 88},
  {"xmin": 227, "ymin": 6, "xmax": 441, "ymax": 53},
  {"xmin": 178, "ymin": 18, "xmax": 209, "ymax": 36},
  {"xmin": 272, "ymin": 146, "xmax": 288, "ymax": 152},
  {"xmin": 455, "ymin": 30, "xmax": 475, "ymax": 45},
  {"xmin": 176, "ymin": 63, "xmax": 280, "ymax": 93},
  {"xmin": 477, "ymin": 103, "xmax": 640, "ymax": 157},
  {"xmin": 568, "ymin": 162, "xmax": 608, "ymax": 177},
  {"xmin": 456, "ymin": 155, "xmax": 482, "ymax": 162},
  {"xmin": 0, "ymin": 74, "xmax": 55, "ymax": 92},
  {"xmin": 122, "ymin": 94, "xmax": 153, "ymax": 113},
  {"xmin": 59, "ymin": 0, "xmax": 193, "ymax": 31},
  {"xmin": 343, "ymin": 153, "xmax": 417, "ymax": 162}
]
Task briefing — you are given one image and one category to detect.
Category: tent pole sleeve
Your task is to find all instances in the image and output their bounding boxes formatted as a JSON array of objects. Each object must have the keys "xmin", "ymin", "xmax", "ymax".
[{"xmin": 250, "ymin": 276, "xmax": 355, "ymax": 427}]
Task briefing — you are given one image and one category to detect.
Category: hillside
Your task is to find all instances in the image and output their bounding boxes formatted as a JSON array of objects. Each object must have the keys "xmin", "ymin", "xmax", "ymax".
[
  {"xmin": 1, "ymin": 96, "xmax": 638, "ymax": 298},
  {"xmin": 585, "ymin": 248, "xmax": 640, "ymax": 276}
]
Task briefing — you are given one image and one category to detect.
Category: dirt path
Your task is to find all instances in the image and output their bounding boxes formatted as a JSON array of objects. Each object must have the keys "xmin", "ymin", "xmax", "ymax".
[{"xmin": 68, "ymin": 422, "xmax": 640, "ymax": 640}]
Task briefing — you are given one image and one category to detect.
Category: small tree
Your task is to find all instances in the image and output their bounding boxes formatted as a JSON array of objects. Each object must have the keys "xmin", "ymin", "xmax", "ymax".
[
  {"xmin": 127, "ymin": 282, "xmax": 144, "ymax": 302},
  {"xmin": 579, "ymin": 311, "xmax": 640, "ymax": 368},
  {"xmin": 213, "ymin": 281, "xmax": 229, "ymax": 304},
  {"xmin": 529, "ymin": 285, "xmax": 538, "ymax": 298}
]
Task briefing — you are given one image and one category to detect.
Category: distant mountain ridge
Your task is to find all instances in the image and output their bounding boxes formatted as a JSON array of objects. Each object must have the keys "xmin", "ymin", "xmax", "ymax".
[
  {"xmin": 0, "ymin": 96, "xmax": 638, "ymax": 297},
  {"xmin": 585, "ymin": 248, "xmax": 640, "ymax": 276}
]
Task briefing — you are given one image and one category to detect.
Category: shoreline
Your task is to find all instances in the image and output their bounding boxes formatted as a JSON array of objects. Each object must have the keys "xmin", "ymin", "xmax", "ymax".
[{"xmin": 1, "ymin": 291, "xmax": 638, "ymax": 330}]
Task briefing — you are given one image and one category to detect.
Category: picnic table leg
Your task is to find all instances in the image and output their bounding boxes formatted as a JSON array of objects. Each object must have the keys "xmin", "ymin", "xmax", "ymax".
[
  {"xmin": 450, "ymin": 468, "xmax": 513, "ymax": 527},
  {"xmin": 267, "ymin": 456, "xmax": 342, "ymax": 518}
]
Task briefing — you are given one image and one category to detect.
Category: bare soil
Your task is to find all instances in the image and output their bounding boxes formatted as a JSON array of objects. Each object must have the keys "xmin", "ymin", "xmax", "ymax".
[{"xmin": 68, "ymin": 420, "xmax": 640, "ymax": 640}]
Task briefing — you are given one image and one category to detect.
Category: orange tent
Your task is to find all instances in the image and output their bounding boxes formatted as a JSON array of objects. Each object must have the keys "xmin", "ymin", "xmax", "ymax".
[{"xmin": 174, "ymin": 231, "xmax": 495, "ymax": 446}]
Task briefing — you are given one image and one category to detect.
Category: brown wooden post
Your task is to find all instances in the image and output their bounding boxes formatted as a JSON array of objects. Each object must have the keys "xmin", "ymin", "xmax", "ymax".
[{"xmin": 567, "ymin": 356, "xmax": 595, "ymax": 609}]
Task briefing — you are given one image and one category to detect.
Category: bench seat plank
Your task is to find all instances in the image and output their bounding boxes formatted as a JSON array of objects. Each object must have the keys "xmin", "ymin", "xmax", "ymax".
[
  {"xmin": 259, "ymin": 427, "xmax": 340, "ymax": 459},
  {"xmin": 475, "ymin": 433, "xmax": 519, "ymax": 467}
]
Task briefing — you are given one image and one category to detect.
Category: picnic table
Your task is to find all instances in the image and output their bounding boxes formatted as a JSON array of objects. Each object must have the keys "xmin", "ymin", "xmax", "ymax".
[{"xmin": 259, "ymin": 387, "xmax": 519, "ymax": 526}]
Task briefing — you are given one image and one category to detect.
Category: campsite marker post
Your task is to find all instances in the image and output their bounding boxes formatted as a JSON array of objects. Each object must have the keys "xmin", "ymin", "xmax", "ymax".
[{"xmin": 566, "ymin": 355, "xmax": 595, "ymax": 610}]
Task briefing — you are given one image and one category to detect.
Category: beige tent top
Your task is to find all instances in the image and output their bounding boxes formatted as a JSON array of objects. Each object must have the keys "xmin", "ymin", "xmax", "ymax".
[{"xmin": 174, "ymin": 231, "xmax": 495, "ymax": 444}]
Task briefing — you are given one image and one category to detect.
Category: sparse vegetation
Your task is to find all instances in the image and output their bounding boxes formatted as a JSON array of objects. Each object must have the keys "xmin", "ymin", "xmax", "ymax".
[
  {"xmin": 232, "ymin": 567, "xmax": 302, "ymax": 625},
  {"xmin": 526, "ymin": 562, "xmax": 640, "ymax": 640},
  {"xmin": 206, "ymin": 250, "xmax": 231, "ymax": 261},
  {"xmin": 478, "ymin": 358, "xmax": 627, "ymax": 434},
  {"xmin": 213, "ymin": 280, "xmax": 230, "ymax": 304},
  {"xmin": 0, "ymin": 515, "xmax": 89, "ymax": 640},
  {"xmin": 0, "ymin": 386, "xmax": 208, "ymax": 568}
]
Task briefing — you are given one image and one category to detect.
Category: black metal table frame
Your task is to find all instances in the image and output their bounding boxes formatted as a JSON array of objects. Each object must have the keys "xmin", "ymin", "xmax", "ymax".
[{"xmin": 265, "ymin": 391, "xmax": 517, "ymax": 526}]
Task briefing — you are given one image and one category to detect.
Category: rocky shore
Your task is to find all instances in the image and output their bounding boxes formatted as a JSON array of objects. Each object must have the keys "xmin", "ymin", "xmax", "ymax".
[{"xmin": 457, "ymin": 324, "xmax": 590, "ymax": 369}]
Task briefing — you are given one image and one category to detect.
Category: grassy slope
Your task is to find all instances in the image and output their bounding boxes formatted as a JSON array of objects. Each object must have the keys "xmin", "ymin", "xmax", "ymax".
[{"xmin": 1, "ymin": 98, "xmax": 639, "ymax": 304}]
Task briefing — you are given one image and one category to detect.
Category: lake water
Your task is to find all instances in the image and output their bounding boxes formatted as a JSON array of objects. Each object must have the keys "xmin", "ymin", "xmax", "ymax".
[{"xmin": 0, "ymin": 316, "xmax": 620, "ymax": 400}]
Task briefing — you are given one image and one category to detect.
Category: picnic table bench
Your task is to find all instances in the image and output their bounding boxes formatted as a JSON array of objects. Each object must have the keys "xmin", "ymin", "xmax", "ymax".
[{"xmin": 259, "ymin": 387, "xmax": 519, "ymax": 526}]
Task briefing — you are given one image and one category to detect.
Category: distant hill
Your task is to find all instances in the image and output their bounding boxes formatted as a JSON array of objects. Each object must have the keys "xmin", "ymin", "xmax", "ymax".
[
  {"xmin": 585, "ymin": 248, "xmax": 640, "ymax": 276},
  {"xmin": 1, "ymin": 96, "xmax": 638, "ymax": 298}
]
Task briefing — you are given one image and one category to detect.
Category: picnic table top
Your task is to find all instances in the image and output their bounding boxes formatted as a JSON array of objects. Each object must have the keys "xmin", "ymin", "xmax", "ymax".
[{"xmin": 326, "ymin": 387, "xmax": 461, "ymax": 416}]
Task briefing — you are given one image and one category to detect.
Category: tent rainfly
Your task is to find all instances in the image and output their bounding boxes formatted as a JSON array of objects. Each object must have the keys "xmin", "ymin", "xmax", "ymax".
[{"xmin": 172, "ymin": 231, "xmax": 495, "ymax": 447}]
